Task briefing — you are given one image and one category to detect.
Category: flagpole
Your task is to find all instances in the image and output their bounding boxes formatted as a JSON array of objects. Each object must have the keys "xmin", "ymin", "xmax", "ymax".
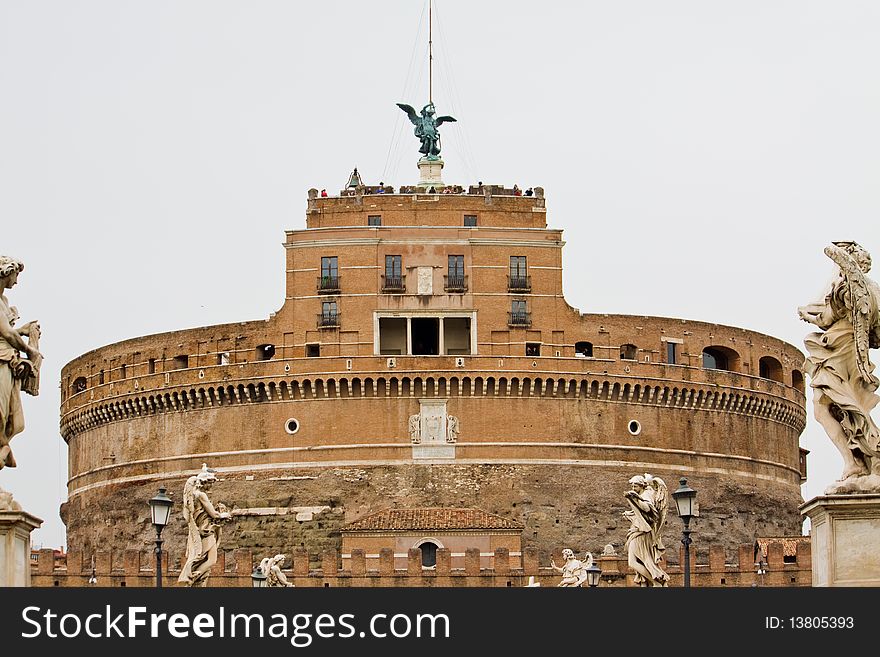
[{"xmin": 429, "ymin": 0, "xmax": 433, "ymax": 105}]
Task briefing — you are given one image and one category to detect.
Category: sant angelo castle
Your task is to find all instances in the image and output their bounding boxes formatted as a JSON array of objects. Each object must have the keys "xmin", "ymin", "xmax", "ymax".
[
  {"xmin": 50, "ymin": 108, "xmax": 811, "ymax": 586},
  {"xmin": 32, "ymin": 6, "xmax": 820, "ymax": 588}
]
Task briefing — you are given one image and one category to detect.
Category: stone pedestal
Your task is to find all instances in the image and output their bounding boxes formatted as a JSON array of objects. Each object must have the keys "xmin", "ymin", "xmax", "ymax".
[
  {"xmin": 0, "ymin": 509, "xmax": 43, "ymax": 587},
  {"xmin": 800, "ymin": 494, "xmax": 880, "ymax": 587},
  {"xmin": 417, "ymin": 157, "xmax": 444, "ymax": 191}
]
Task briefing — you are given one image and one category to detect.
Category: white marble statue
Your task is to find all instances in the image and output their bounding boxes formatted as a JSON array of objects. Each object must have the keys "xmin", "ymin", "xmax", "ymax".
[
  {"xmin": 550, "ymin": 548, "xmax": 593, "ymax": 587},
  {"xmin": 446, "ymin": 415, "xmax": 459, "ymax": 443},
  {"xmin": 799, "ymin": 241, "xmax": 880, "ymax": 493},
  {"xmin": 623, "ymin": 474, "xmax": 669, "ymax": 587},
  {"xmin": 0, "ymin": 256, "xmax": 42, "ymax": 470},
  {"xmin": 259, "ymin": 553, "xmax": 294, "ymax": 587},
  {"xmin": 0, "ymin": 485, "xmax": 22, "ymax": 511},
  {"xmin": 178, "ymin": 464, "xmax": 232, "ymax": 587},
  {"xmin": 408, "ymin": 414, "xmax": 421, "ymax": 443}
]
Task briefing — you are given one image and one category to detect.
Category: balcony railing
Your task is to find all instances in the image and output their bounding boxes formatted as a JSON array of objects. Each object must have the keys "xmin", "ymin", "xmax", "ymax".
[
  {"xmin": 381, "ymin": 274, "xmax": 406, "ymax": 293},
  {"xmin": 316, "ymin": 313, "xmax": 340, "ymax": 329},
  {"xmin": 508, "ymin": 311, "xmax": 532, "ymax": 327},
  {"xmin": 316, "ymin": 275, "xmax": 340, "ymax": 293},
  {"xmin": 507, "ymin": 275, "xmax": 531, "ymax": 292},
  {"xmin": 444, "ymin": 274, "xmax": 468, "ymax": 293}
]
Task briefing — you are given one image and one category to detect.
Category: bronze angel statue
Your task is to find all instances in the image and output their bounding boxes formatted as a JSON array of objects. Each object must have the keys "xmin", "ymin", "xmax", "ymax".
[
  {"xmin": 623, "ymin": 473, "xmax": 669, "ymax": 587},
  {"xmin": 396, "ymin": 102, "xmax": 456, "ymax": 159},
  {"xmin": 799, "ymin": 241, "xmax": 880, "ymax": 493}
]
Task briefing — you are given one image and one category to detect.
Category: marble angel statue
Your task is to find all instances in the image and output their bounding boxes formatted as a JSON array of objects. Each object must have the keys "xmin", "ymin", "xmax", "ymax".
[
  {"xmin": 623, "ymin": 473, "xmax": 669, "ymax": 587},
  {"xmin": 799, "ymin": 241, "xmax": 880, "ymax": 493}
]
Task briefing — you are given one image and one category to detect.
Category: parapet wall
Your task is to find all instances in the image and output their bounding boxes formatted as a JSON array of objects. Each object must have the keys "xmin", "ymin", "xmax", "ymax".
[{"xmin": 32, "ymin": 541, "xmax": 811, "ymax": 588}]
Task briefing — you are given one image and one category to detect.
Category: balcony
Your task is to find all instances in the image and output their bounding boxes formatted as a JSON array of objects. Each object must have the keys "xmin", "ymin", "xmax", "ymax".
[
  {"xmin": 316, "ymin": 312, "xmax": 340, "ymax": 329},
  {"xmin": 444, "ymin": 274, "xmax": 468, "ymax": 293},
  {"xmin": 507, "ymin": 275, "xmax": 531, "ymax": 292},
  {"xmin": 316, "ymin": 275, "xmax": 340, "ymax": 294},
  {"xmin": 381, "ymin": 274, "xmax": 406, "ymax": 293},
  {"xmin": 508, "ymin": 311, "xmax": 532, "ymax": 327}
]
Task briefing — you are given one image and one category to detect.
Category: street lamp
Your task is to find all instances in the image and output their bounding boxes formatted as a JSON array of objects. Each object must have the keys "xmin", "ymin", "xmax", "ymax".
[
  {"xmin": 755, "ymin": 557, "xmax": 768, "ymax": 587},
  {"xmin": 671, "ymin": 477, "xmax": 697, "ymax": 588},
  {"xmin": 148, "ymin": 487, "xmax": 173, "ymax": 588},
  {"xmin": 251, "ymin": 564, "xmax": 268, "ymax": 588},
  {"xmin": 585, "ymin": 561, "xmax": 602, "ymax": 588},
  {"xmin": 87, "ymin": 555, "xmax": 97, "ymax": 586}
]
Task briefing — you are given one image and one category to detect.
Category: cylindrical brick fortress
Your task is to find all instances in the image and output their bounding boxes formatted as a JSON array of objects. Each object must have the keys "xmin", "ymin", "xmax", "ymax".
[{"xmin": 60, "ymin": 190, "xmax": 807, "ymax": 564}]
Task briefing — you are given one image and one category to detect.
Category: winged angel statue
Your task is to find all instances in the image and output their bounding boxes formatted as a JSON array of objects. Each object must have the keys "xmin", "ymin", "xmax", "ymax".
[
  {"xmin": 550, "ymin": 548, "xmax": 595, "ymax": 587},
  {"xmin": 799, "ymin": 241, "xmax": 880, "ymax": 493},
  {"xmin": 624, "ymin": 474, "xmax": 669, "ymax": 587},
  {"xmin": 396, "ymin": 102, "xmax": 456, "ymax": 159}
]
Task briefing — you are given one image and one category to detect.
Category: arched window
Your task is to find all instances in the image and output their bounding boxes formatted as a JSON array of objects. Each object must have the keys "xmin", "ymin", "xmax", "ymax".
[
  {"xmin": 792, "ymin": 370, "xmax": 805, "ymax": 393},
  {"xmin": 419, "ymin": 541, "xmax": 439, "ymax": 568},
  {"xmin": 703, "ymin": 348, "xmax": 726, "ymax": 370},
  {"xmin": 256, "ymin": 344, "xmax": 275, "ymax": 361},
  {"xmin": 575, "ymin": 341, "xmax": 593, "ymax": 357},
  {"xmin": 758, "ymin": 356, "xmax": 783, "ymax": 382},
  {"xmin": 620, "ymin": 344, "xmax": 637, "ymax": 360},
  {"xmin": 702, "ymin": 346, "xmax": 740, "ymax": 372}
]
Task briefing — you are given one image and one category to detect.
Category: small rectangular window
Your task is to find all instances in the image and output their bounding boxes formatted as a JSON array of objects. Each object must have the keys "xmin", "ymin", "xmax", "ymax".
[
  {"xmin": 148, "ymin": 358, "xmax": 156, "ymax": 374},
  {"xmin": 368, "ymin": 215, "xmax": 381, "ymax": 226},
  {"xmin": 99, "ymin": 370, "xmax": 105, "ymax": 384},
  {"xmin": 463, "ymin": 214, "xmax": 477, "ymax": 227},
  {"xmin": 306, "ymin": 344, "xmax": 320, "ymax": 357},
  {"xmin": 666, "ymin": 342, "xmax": 678, "ymax": 365},
  {"xmin": 120, "ymin": 364, "xmax": 127, "ymax": 380},
  {"xmin": 526, "ymin": 343, "xmax": 540, "ymax": 357},
  {"xmin": 510, "ymin": 256, "xmax": 527, "ymax": 277},
  {"xmin": 512, "ymin": 299, "xmax": 527, "ymax": 315}
]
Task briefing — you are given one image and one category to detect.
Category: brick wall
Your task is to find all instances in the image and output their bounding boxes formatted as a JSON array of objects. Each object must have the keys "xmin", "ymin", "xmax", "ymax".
[{"xmin": 32, "ymin": 541, "xmax": 811, "ymax": 588}]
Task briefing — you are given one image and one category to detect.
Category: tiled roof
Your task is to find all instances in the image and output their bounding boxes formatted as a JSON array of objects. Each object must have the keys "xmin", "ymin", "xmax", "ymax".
[
  {"xmin": 342, "ymin": 508, "xmax": 524, "ymax": 532},
  {"xmin": 755, "ymin": 536, "xmax": 810, "ymax": 558}
]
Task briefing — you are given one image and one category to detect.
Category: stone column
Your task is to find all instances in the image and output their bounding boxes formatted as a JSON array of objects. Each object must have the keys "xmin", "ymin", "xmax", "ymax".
[
  {"xmin": 0, "ymin": 509, "xmax": 43, "ymax": 587},
  {"xmin": 801, "ymin": 494, "xmax": 880, "ymax": 586},
  {"xmin": 417, "ymin": 157, "xmax": 444, "ymax": 190},
  {"xmin": 438, "ymin": 317, "xmax": 445, "ymax": 355}
]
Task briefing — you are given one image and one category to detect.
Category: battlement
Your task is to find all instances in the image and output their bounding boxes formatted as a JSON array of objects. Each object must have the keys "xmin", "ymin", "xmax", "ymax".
[{"xmin": 32, "ymin": 541, "xmax": 811, "ymax": 588}]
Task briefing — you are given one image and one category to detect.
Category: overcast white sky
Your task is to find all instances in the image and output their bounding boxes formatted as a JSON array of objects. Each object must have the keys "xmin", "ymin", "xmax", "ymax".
[{"xmin": 1, "ymin": 1, "xmax": 878, "ymax": 550}]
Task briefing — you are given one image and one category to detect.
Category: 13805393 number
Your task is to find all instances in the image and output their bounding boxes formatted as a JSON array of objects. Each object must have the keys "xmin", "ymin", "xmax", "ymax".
[{"xmin": 789, "ymin": 617, "xmax": 854, "ymax": 629}]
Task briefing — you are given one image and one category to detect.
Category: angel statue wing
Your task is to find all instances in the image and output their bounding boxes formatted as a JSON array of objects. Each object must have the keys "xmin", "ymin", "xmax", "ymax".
[
  {"xmin": 435, "ymin": 115, "xmax": 457, "ymax": 127},
  {"xmin": 825, "ymin": 243, "xmax": 879, "ymax": 386},
  {"xmin": 645, "ymin": 474, "xmax": 668, "ymax": 537},
  {"xmin": 396, "ymin": 103, "xmax": 419, "ymax": 126},
  {"xmin": 581, "ymin": 551, "xmax": 594, "ymax": 569}
]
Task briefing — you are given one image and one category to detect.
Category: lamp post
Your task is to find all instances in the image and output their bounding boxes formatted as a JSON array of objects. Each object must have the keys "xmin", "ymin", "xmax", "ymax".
[
  {"xmin": 251, "ymin": 564, "xmax": 268, "ymax": 588},
  {"xmin": 148, "ymin": 488, "xmax": 173, "ymax": 588},
  {"xmin": 585, "ymin": 561, "xmax": 602, "ymax": 588},
  {"xmin": 671, "ymin": 477, "xmax": 697, "ymax": 588},
  {"xmin": 755, "ymin": 558, "xmax": 768, "ymax": 587},
  {"xmin": 87, "ymin": 555, "xmax": 97, "ymax": 586}
]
